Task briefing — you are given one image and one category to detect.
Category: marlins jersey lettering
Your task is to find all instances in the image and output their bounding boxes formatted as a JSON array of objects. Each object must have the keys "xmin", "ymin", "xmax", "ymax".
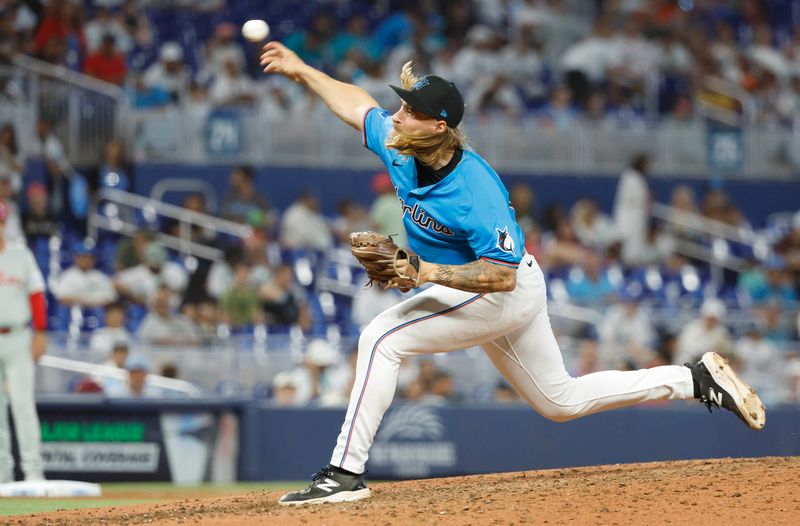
[{"xmin": 361, "ymin": 108, "xmax": 525, "ymax": 267}]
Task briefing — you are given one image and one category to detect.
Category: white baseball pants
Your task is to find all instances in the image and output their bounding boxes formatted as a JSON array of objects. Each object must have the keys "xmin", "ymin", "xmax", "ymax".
[
  {"xmin": 0, "ymin": 328, "xmax": 44, "ymax": 481},
  {"xmin": 331, "ymin": 254, "xmax": 695, "ymax": 474}
]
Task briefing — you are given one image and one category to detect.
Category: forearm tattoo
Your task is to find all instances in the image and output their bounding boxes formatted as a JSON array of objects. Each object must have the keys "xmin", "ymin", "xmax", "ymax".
[{"xmin": 429, "ymin": 260, "xmax": 515, "ymax": 293}]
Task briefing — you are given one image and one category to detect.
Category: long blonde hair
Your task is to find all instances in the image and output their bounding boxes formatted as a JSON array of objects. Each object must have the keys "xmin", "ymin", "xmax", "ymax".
[{"xmin": 385, "ymin": 61, "xmax": 469, "ymax": 167}]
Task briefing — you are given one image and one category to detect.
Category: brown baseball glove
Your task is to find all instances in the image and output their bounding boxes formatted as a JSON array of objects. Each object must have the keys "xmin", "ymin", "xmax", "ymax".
[{"xmin": 350, "ymin": 231, "xmax": 420, "ymax": 291}]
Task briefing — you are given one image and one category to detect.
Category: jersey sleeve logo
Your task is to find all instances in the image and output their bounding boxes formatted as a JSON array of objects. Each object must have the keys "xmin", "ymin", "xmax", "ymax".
[{"xmin": 496, "ymin": 227, "xmax": 516, "ymax": 256}]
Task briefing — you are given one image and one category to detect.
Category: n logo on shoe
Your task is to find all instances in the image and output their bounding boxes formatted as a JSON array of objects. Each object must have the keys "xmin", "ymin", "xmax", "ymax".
[
  {"xmin": 708, "ymin": 387, "xmax": 723, "ymax": 406},
  {"xmin": 316, "ymin": 478, "xmax": 340, "ymax": 493}
]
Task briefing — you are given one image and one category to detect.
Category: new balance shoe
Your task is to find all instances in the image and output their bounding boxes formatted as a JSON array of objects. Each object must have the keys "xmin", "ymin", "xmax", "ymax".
[
  {"xmin": 278, "ymin": 465, "xmax": 371, "ymax": 506},
  {"xmin": 687, "ymin": 352, "xmax": 766, "ymax": 430}
]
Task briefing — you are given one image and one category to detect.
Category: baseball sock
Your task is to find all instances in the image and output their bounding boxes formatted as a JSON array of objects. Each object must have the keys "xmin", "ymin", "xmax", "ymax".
[{"xmin": 685, "ymin": 363, "xmax": 701, "ymax": 398}]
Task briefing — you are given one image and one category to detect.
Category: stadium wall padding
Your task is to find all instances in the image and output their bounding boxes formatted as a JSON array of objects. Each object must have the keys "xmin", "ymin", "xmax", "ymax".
[
  {"xmin": 241, "ymin": 403, "xmax": 800, "ymax": 481},
  {"xmin": 134, "ymin": 164, "xmax": 800, "ymax": 227}
]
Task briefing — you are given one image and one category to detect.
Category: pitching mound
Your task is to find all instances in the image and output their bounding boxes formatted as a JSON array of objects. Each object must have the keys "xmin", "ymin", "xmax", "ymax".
[{"xmin": 20, "ymin": 457, "xmax": 799, "ymax": 525}]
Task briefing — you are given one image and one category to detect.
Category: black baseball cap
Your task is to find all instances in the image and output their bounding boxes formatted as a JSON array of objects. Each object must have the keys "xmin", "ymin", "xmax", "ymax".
[{"xmin": 389, "ymin": 75, "xmax": 465, "ymax": 128}]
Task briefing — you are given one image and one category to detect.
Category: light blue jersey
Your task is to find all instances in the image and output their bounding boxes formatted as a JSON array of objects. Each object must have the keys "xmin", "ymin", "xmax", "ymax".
[{"xmin": 361, "ymin": 107, "xmax": 525, "ymax": 267}]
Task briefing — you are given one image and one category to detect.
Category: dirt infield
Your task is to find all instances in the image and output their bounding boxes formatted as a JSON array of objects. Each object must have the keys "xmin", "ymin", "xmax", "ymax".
[{"xmin": 18, "ymin": 457, "xmax": 800, "ymax": 525}]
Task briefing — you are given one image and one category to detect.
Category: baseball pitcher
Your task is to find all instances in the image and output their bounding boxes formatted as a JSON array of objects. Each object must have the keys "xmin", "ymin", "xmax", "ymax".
[
  {"xmin": 0, "ymin": 201, "xmax": 47, "ymax": 482},
  {"xmin": 260, "ymin": 42, "xmax": 765, "ymax": 506}
]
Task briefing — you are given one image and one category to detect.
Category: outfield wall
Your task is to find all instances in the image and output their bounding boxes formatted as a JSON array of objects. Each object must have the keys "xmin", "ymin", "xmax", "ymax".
[{"xmin": 13, "ymin": 399, "xmax": 800, "ymax": 482}]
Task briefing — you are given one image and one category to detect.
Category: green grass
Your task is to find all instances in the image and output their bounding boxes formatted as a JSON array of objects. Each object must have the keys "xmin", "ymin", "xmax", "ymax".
[
  {"xmin": 0, "ymin": 482, "xmax": 304, "ymax": 517},
  {"xmin": 0, "ymin": 499, "xmax": 156, "ymax": 516}
]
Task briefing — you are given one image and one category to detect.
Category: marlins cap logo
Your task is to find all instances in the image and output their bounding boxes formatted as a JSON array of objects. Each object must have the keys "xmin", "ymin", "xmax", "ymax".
[
  {"xmin": 413, "ymin": 78, "xmax": 430, "ymax": 91},
  {"xmin": 496, "ymin": 226, "xmax": 515, "ymax": 255}
]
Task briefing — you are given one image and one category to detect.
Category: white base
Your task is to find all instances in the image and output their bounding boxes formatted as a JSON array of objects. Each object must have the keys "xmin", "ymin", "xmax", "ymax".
[{"xmin": 0, "ymin": 480, "xmax": 102, "ymax": 497}]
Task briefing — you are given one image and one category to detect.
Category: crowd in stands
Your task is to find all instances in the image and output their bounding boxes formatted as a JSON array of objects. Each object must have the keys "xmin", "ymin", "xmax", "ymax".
[
  {"xmin": 1, "ymin": 1, "xmax": 800, "ymax": 404},
  {"xmin": 2, "ymin": 1, "xmax": 800, "ymax": 125}
]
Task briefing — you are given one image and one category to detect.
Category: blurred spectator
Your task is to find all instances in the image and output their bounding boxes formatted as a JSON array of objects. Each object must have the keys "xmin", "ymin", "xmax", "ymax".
[
  {"xmin": 560, "ymin": 18, "xmax": 615, "ymax": 107},
  {"xmin": 597, "ymin": 292, "xmax": 656, "ymax": 369},
  {"xmin": 259, "ymin": 264, "xmax": 311, "ymax": 329},
  {"xmin": 0, "ymin": 123, "xmax": 23, "ymax": 194},
  {"xmin": 84, "ymin": 6, "xmax": 132, "ymax": 54},
  {"xmin": 744, "ymin": 256, "xmax": 797, "ymax": 306},
  {"xmin": 328, "ymin": 14, "xmax": 376, "ymax": 63},
  {"xmin": 774, "ymin": 211, "xmax": 800, "ymax": 278},
  {"xmin": 143, "ymin": 42, "xmax": 189, "ymax": 102},
  {"xmin": 674, "ymin": 298, "xmax": 733, "ymax": 365},
  {"xmin": 280, "ymin": 190, "xmax": 334, "ymax": 251},
  {"xmin": 541, "ymin": 219, "xmax": 586, "ymax": 270},
  {"xmin": 33, "ymin": 118, "xmax": 73, "ymax": 216},
  {"xmin": 114, "ymin": 229, "xmax": 155, "ymax": 271},
  {"xmin": 759, "ymin": 301, "xmax": 793, "ymax": 345},
  {"xmin": 493, "ymin": 380, "xmax": 521, "ymax": 403},
  {"xmin": 106, "ymin": 354, "xmax": 162, "ymax": 397},
  {"xmin": 369, "ymin": 172, "xmax": 406, "ymax": 246},
  {"xmin": 21, "ymin": 183, "xmax": 58, "ymax": 245},
  {"xmin": 52, "ymin": 239, "xmax": 117, "ymax": 307},
  {"xmin": 283, "ymin": 12, "xmax": 334, "ymax": 69},
  {"xmin": 97, "ymin": 138, "xmax": 131, "ymax": 192},
  {"xmin": 570, "ymin": 198, "xmax": 618, "ymax": 251},
  {"xmin": 272, "ymin": 371, "xmax": 299, "ymax": 406},
  {"xmin": 91, "ymin": 340, "xmax": 129, "ymax": 394},
  {"xmin": 0, "ymin": 172, "xmax": 22, "ymax": 243},
  {"xmin": 498, "ymin": 24, "xmax": 546, "ymax": 104},
  {"xmin": 291, "ymin": 339, "xmax": 350, "ymax": 405},
  {"xmin": 538, "ymin": 86, "xmax": 577, "ymax": 130},
  {"xmin": 200, "ymin": 22, "xmax": 246, "ymax": 80},
  {"xmin": 422, "ymin": 370, "xmax": 457, "ymax": 403},
  {"xmin": 33, "ymin": 0, "xmax": 85, "ymax": 71},
  {"xmin": 83, "ymin": 33, "xmax": 126, "ymax": 85},
  {"xmin": 332, "ymin": 199, "xmax": 372, "ymax": 245},
  {"xmin": 219, "ymin": 261, "xmax": 264, "ymax": 328},
  {"xmin": 509, "ymin": 183, "xmax": 536, "ymax": 233},
  {"xmin": 208, "ymin": 57, "xmax": 258, "ymax": 106},
  {"xmin": 137, "ymin": 286, "xmax": 200, "ymax": 346},
  {"xmin": 221, "ymin": 166, "xmax": 272, "ymax": 224},
  {"xmin": 613, "ymin": 153, "xmax": 651, "ymax": 265},
  {"xmin": 164, "ymin": 192, "xmax": 216, "ymax": 245},
  {"xmin": 206, "ymin": 244, "xmax": 244, "ymax": 300},
  {"xmin": 89, "ymin": 302, "xmax": 130, "ymax": 355},
  {"xmin": 129, "ymin": 73, "xmax": 172, "ymax": 109},
  {"xmin": 733, "ymin": 321, "xmax": 783, "ymax": 403},
  {"xmin": 113, "ymin": 242, "xmax": 188, "ymax": 305},
  {"xmin": 625, "ymin": 220, "xmax": 674, "ymax": 267},
  {"xmin": 352, "ymin": 283, "xmax": 403, "ymax": 331},
  {"xmin": 565, "ymin": 251, "xmax": 617, "ymax": 304}
]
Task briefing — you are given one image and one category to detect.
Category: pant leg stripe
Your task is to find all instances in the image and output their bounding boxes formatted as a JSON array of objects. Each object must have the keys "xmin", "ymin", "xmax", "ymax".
[{"xmin": 339, "ymin": 293, "xmax": 484, "ymax": 467}]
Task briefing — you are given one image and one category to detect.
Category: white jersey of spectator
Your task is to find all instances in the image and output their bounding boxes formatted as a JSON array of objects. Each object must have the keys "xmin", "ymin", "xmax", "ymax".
[
  {"xmin": 33, "ymin": 131, "xmax": 72, "ymax": 176},
  {"xmin": 143, "ymin": 43, "xmax": 189, "ymax": 97},
  {"xmin": 89, "ymin": 327, "xmax": 130, "ymax": 355},
  {"xmin": 84, "ymin": 14, "xmax": 133, "ymax": 53},
  {"xmin": 613, "ymin": 167, "xmax": 649, "ymax": 263},
  {"xmin": 657, "ymin": 38, "xmax": 693, "ymax": 74},
  {"xmin": 747, "ymin": 28, "xmax": 787, "ymax": 77},
  {"xmin": 498, "ymin": 34, "xmax": 546, "ymax": 100},
  {"xmin": 598, "ymin": 302, "xmax": 656, "ymax": 369},
  {"xmin": 104, "ymin": 380, "xmax": 163, "ymax": 398},
  {"xmin": 351, "ymin": 285, "xmax": 403, "ymax": 331},
  {"xmin": 280, "ymin": 201, "xmax": 334, "ymax": 251},
  {"xmin": 208, "ymin": 65, "xmax": 258, "ymax": 106},
  {"xmin": 137, "ymin": 311, "xmax": 199, "ymax": 345},
  {"xmin": 114, "ymin": 262, "xmax": 188, "ymax": 304},
  {"xmin": 560, "ymin": 34, "xmax": 616, "ymax": 83},
  {"xmin": 674, "ymin": 300, "xmax": 733, "ymax": 366},
  {"xmin": 734, "ymin": 332, "xmax": 783, "ymax": 403},
  {"xmin": 611, "ymin": 31, "xmax": 659, "ymax": 80},
  {"xmin": 571, "ymin": 205, "xmax": 619, "ymax": 251},
  {"xmin": 355, "ymin": 72, "xmax": 396, "ymax": 111},
  {"xmin": 290, "ymin": 340, "xmax": 352, "ymax": 406},
  {"xmin": 452, "ymin": 26, "xmax": 501, "ymax": 86},
  {"xmin": 53, "ymin": 265, "xmax": 117, "ymax": 306}
]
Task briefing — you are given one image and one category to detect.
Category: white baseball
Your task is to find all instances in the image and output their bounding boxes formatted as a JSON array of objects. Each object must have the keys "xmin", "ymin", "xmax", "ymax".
[{"xmin": 242, "ymin": 19, "xmax": 269, "ymax": 42}]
